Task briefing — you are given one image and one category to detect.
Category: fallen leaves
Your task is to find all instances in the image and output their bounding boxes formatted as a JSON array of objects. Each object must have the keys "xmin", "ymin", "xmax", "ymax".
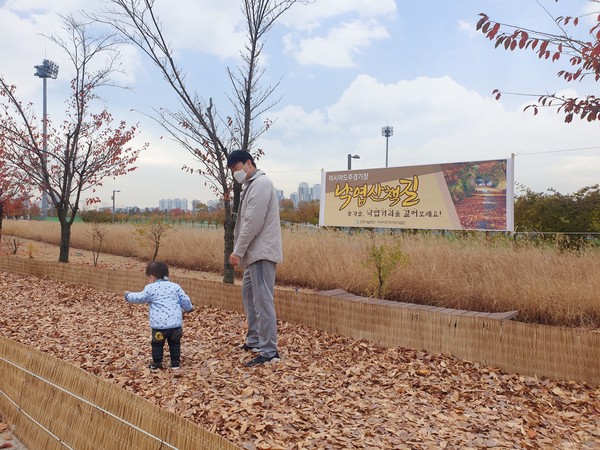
[
  {"xmin": 0, "ymin": 422, "xmax": 14, "ymax": 449},
  {"xmin": 0, "ymin": 271, "xmax": 599, "ymax": 449}
]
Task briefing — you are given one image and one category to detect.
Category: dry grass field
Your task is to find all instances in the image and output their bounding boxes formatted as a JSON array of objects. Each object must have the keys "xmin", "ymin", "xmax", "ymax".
[{"xmin": 2, "ymin": 219, "xmax": 600, "ymax": 328}]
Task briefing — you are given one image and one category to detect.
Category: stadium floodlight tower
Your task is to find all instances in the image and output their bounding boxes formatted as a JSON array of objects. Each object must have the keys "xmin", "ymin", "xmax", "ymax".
[
  {"xmin": 381, "ymin": 125, "xmax": 393, "ymax": 168},
  {"xmin": 34, "ymin": 59, "xmax": 59, "ymax": 220}
]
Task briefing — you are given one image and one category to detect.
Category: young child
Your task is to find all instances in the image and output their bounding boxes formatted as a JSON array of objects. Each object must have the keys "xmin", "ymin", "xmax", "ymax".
[{"xmin": 125, "ymin": 261, "xmax": 194, "ymax": 370}]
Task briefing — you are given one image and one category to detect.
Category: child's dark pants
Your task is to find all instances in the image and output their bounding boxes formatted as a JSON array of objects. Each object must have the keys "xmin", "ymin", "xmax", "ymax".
[{"xmin": 151, "ymin": 327, "xmax": 183, "ymax": 364}]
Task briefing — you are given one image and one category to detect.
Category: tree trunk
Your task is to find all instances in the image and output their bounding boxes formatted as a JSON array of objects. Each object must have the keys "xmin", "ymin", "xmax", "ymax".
[
  {"xmin": 223, "ymin": 225, "xmax": 235, "ymax": 283},
  {"xmin": 223, "ymin": 197, "xmax": 235, "ymax": 284},
  {"xmin": 0, "ymin": 201, "xmax": 3, "ymax": 248},
  {"xmin": 58, "ymin": 215, "xmax": 71, "ymax": 263}
]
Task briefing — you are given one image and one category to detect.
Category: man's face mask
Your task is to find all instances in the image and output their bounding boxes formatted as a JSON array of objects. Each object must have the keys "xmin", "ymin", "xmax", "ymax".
[{"xmin": 233, "ymin": 168, "xmax": 247, "ymax": 184}]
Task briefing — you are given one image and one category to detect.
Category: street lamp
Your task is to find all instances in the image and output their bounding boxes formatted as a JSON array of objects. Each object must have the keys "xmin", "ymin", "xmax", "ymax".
[
  {"xmin": 112, "ymin": 190, "xmax": 121, "ymax": 223},
  {"xmin": 381, "ymin": 125, "xmax": 394, "ymax": 168},
  {"xmin": 347, "ymin": 154, "xmax": 360, "ymax": 170},
  {"xmin": 34, "ymin": 59, "xmax": 59, "ymax": 220}
]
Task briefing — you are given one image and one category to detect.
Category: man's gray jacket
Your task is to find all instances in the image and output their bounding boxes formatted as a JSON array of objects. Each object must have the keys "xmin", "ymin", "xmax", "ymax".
[{"xmin": 233, "ymin": 169, "xmax": 283, "ymax": 267}]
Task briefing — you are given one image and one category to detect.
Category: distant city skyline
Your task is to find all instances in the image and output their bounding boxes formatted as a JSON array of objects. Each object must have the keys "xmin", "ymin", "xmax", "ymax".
[
  {"xmin": 98, "ymin": 181, "xmax": 322, "ymax": 212},
  {"xmin": 158, "ymin": 198, "xmax": 189, "ymax": 212}
]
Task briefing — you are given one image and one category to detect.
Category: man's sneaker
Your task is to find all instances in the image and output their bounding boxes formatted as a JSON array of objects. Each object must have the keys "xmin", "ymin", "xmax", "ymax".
[
  {"xmin": 170, "ymin": 361, "xmax": 180, "ymax": 370},
  {"xmin": 239, "ymin": 343, "xmax": 260, "ymax": 353},
  {"xmin": 148, "ymin": 362, "xmax": 162, "ymax": 370},
  {"xmin": 245, "ymin": 352, "xmax": 280, "ymax": 367}
]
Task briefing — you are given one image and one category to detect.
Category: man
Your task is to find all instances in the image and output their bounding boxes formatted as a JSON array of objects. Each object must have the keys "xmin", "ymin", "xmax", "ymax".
[{"xmin": 227, "ymin": 150, "xmax": 283, "ymax": 367}]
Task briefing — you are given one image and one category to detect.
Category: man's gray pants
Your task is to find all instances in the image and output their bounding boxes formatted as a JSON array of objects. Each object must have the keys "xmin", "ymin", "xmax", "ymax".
[{"xmin": 242, "ymin": 259, "xmax": 278, "ymax": 358}]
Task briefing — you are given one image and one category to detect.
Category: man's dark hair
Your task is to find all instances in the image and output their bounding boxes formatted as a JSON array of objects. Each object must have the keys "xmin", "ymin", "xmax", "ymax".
[
  {"xmin": 227, "ymin": 150, "xmax": 256, "ymax": 168},
  {"xmin": 146, "ymin": 261, "xmax": 169, "ymax": 279}
]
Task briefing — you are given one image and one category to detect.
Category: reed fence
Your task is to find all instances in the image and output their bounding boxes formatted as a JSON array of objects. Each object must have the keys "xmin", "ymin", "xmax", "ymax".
[{"xmin": 0, "ymin": 337, "xmax": 239, "ymax": 450}]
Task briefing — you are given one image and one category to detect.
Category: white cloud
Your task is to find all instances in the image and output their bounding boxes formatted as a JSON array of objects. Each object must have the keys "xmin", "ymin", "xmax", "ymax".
[
  {"xmin": 259, "ymin": 73, "xmax": 600, "ymax": 198},
  {"xmin": 542, "ymin": 155, "xmax": 600, "ymax": 192},
  {"xmin": 4, "ymin": 0, "xmax": 86, "ymax": 12},
  {"xmin": 269, "ymin": 105, "xmax": 336, "ymax": 138},
  {"xmin": 325, "ymin": 75, "xmax": 503, "ymax": 135},
  {"xmin": 0, "ymin": 8, "xmax": 60, "ymax": 96},
  {"xmin": 281, "ymin": 0, "xmax": 396, "ymax": 30},
  {"xmin": 457, "ymin": 19, "xmax": 478, "ymax": 38},
  {"xmin": 284, "ymin": 19, "xmax": 390, "ymax": 67},
  {"xmin": 582, "ymin": 2, "xmax": 600, "ymax": 25},
  {"xmin": 91, "ymin": 130, "xmax": 217, "ymax": 208},
  {"xmin": 153, "ymin": 0, "xmax": 245, "ymax": 58}
]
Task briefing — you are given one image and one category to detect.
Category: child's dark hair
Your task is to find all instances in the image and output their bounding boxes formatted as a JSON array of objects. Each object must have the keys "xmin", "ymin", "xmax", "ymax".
[{"xmin": 146, "ymin": 261, "xmax": 169, "ymax": 279}]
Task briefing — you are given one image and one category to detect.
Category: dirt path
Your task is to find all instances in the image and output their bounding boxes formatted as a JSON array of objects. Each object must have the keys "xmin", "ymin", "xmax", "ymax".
[
  {"xmin": 3, "ymin": 238, "xmax": 305, "ymax": 294},
  {"xmin": 454, "ymin": 186, "xmax": 507, "ymax": 230},
  {"xmin": 3, "ymin": 237, "xmax": 226, "ymax": 283}
]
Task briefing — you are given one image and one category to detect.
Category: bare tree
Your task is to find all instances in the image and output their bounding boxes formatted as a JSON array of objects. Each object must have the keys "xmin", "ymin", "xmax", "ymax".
[
  {"xmin": 91, "ymin": 0, "xmax": 310, "ymax": 283},
  {"xmin": 0, "ymin": 15, "xmax": 146, "ymax": 262},
  {"xmin": 134, "ymin": 217, "xmax": 173, "ymax": 261},
  {"xmin": 89, "ymin": 225, "xmax": 109, "ymax": 267}
]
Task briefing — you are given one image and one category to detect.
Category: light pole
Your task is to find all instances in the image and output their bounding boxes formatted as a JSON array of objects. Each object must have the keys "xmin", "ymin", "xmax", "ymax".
[
  {"xmin": 347, "ymin": 154, "xmax": 360, "ymax": 170},
  {"xmin": 34, "ymin": 59, "xmax": 59, "ymax": 220},
  {"xmin": 112, "ymin": 190, "xmax": 120, "ymax": 223},
  {"xmin": 381, "ymin": 125, "xmax": 394, "ymax": 167}
]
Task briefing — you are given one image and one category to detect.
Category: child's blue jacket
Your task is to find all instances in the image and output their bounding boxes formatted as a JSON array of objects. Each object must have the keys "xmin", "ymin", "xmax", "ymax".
[{"xmin": 126, "ymin": 279, "xmax": 193, "ymax": 329}]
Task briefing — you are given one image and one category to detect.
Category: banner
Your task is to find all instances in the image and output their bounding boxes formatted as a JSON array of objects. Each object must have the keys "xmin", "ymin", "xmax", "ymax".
[{"xmin": 319, "ymin": 158, "xmax": 514, "ymax": 231}]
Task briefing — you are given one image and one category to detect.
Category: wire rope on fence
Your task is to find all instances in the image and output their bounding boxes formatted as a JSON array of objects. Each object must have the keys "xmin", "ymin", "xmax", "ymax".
[{"xmin": 0, "ymin": 356, "xmax": 178, "ymax": 450}]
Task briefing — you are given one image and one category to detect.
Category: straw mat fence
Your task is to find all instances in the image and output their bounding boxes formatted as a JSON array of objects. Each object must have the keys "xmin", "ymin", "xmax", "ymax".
[
  {"xmin": 0, "ymin": 337, "xmax": 240, "ymax": 450},
  {"xmin": 0, "ymin": 256, "xmax": 599, "ymax": 447}
]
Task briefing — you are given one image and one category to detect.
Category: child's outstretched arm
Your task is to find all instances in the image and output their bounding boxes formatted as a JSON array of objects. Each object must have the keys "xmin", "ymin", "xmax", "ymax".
[
  {"xmin": 177, "ymin": 287, "xmax": 194, "ymax": 312},
  {"xmin": 125, "ymin": 287, "xmax": 152, "ymax": 304}
]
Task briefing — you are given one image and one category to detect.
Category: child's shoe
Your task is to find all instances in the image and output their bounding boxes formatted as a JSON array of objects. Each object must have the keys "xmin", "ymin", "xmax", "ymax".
[
  {"xmin": 170, "ymin": 360, "xmax": 180, "ymax": 370},
  {"xmin": 148, "ymin": 362, "xmax": 162, "ymax": 370}
]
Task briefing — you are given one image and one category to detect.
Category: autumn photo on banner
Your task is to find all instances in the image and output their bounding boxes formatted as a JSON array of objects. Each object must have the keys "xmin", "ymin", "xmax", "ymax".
[{"xmin": 442, "ymin": 159, "xmax": 509, "ymax": 231}]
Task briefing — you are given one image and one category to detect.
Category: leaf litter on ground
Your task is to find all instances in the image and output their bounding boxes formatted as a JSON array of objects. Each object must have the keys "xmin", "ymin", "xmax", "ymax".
[{"xmin": 0, "ymin": 271, "xmax": 598, "ymax": 449}]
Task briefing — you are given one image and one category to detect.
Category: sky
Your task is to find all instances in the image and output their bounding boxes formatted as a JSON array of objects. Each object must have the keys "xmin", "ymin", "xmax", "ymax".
[{"xmin": 1, "ymin": 0, "xmax": 600, "ymax": 210}]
